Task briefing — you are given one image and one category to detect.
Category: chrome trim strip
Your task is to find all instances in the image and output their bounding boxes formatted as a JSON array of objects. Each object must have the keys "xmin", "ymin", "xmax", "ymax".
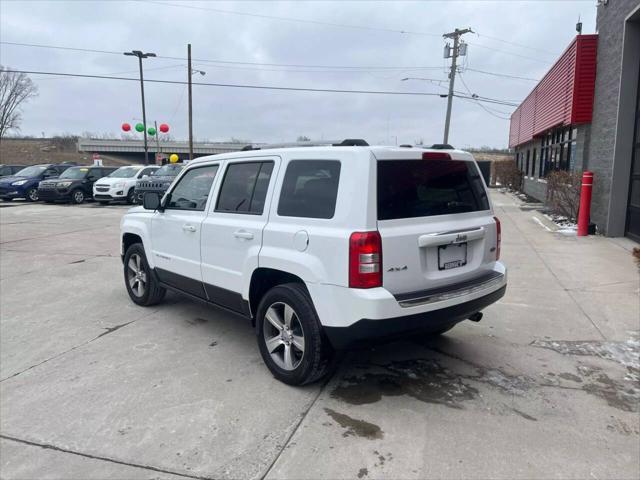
[{"xmin": 398, "ymin": 273, "xmax": 505, "ymax": 308}]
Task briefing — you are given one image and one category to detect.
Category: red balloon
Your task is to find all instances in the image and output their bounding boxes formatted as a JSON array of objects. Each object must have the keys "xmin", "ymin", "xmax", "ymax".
[
  {"xmin": 159, "ymin": 123, "xmax": 169, "ymax": 133},
  {"xmin": 122, "ymin": 123, "xmax": 131, "ymax": 132}
]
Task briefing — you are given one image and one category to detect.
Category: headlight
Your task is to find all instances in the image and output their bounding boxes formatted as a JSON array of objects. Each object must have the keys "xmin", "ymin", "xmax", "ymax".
[
  {"xmin": 11, "ymin": 180, "xmax": 27, "ymax": 186},
  {"xmin": 57, "ymin": 181, "xmax": 72, "ymax": 188},
  {"xmin": 113, "ymin": 182, "xmax": 125, "ymax": 189}
]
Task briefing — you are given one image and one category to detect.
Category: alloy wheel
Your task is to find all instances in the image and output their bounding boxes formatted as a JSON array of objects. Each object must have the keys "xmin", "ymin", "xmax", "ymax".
[
  {"xmin": 28, "ymin": 189, "xmax": 38, "ymax": 201},
  {"xmin": 263, "ymin": 302, "xmax": 305, "ymax": 371},
  {"xmin": 127, "ymin": 253, "xmax": 147, "ymax": 297},
  {"xmin": 74, "ymin": 191, "xmax": 84, "ymax": 203}
]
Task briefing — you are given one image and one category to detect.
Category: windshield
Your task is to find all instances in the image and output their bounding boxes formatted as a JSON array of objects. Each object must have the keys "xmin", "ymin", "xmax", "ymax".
[
  {"xmin": 59, "ymin": 167, "xmax": 89, "ymax": 180},
  {"xmin": 108, "ymin": 167, "xmax": 140, "ymax": 178},
  {"xmin": 15, "ymin": 165, "xmax": 47, "ymax": 177},
  {"xmin": 153, "ymin": 164, "xmax": 183, "ymax": 176}
]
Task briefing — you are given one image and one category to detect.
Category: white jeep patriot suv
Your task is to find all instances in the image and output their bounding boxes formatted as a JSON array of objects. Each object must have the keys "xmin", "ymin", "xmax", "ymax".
[{"xmin": 120, "ymin": 143, "xmax": 506, "ymax": 385}]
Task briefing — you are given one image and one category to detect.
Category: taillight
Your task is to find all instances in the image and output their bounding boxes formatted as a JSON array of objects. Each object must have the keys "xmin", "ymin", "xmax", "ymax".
[
  {"xmin": 494, "ymin": 216, "xmax": 501, "ymax": 260},
  {"xmin": 422, "ymin": 152, "xmax": 451, "ymax": 160},
  {"xmin": 349, "ymin": 231, "xmax": 382, "ymax": 288}
]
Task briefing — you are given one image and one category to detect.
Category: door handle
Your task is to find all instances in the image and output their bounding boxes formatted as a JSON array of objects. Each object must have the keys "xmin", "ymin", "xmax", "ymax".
[
  {"xmin": 182, "ymin": 224, "xmax": 197, "ymax": 233},
  {"xmin": 233, "ymin": 230, "xmax": 254, "ymax": 240}
]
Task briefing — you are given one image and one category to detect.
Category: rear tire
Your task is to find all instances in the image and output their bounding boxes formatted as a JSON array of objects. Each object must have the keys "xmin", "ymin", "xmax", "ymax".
[
  {"xmin": 123, "ymin": 243, "xmax": 166, "ymax": 306},
  {"xmin": 256, "ymin": 283, "xmax": 332, "ymax": 385}
]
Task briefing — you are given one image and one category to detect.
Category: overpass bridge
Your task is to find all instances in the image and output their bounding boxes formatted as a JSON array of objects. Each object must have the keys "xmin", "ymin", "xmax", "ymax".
[{"xmin": 77, "ymin": 139, "xmax": 257, "ymax": 159}]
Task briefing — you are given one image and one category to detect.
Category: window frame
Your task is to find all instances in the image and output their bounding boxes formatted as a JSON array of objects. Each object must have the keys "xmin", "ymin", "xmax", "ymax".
[
  {"xmin": 164, "ymin": 163, "xmax": 220, "ymax": 212},
  {"xmin": 214, "ymin": 160, "xmax": 275, "ymax": 216}
]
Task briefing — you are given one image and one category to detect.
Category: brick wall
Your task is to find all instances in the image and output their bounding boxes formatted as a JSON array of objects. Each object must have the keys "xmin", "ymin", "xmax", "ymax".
[{"xmin": 586, "ymin": 0, "xmax": 639, "ymax": 234}]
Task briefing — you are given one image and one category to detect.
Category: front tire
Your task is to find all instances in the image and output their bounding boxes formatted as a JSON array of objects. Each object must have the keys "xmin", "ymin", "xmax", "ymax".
[
  {"xmin": 70, "ymin": 189, "xmax": 85, "ymax": 204},
  {"xmin": 256, "ymin": 283, "xmax": 332, "ymax": 385},
  {"xmin": 26, "ymin": 188, "xmax": 38, "ymax": 202},
  {"xmin": 123, "ymin": 243, "xmax": 166, "ymax": 306},
  {"xmin": 126, "ymin": 189, "xmax": 135, "ymax": 205}
]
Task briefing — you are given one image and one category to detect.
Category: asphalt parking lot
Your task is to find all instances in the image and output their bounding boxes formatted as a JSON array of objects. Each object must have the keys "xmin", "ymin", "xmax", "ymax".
[{"xmin": 1, "ymin": 191, "xmax": 639, "ymax": 480}]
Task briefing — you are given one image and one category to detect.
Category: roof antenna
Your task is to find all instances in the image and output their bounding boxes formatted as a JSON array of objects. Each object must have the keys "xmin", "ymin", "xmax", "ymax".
[{"xmin": 576, "ymin": 15, "xmax": 582, "ymax": 35}]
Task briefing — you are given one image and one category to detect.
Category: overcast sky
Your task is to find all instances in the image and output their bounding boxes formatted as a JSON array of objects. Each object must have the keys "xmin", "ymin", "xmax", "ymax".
[{"xmin": 0, "ymin": 0, "xmax": 596, "ymax": 148}]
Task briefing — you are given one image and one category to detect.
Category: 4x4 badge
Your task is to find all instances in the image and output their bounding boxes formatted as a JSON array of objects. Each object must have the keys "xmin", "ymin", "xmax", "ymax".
[{"xmin": 387, "ymin": 265, "xmax": 408, "ymax": 272}]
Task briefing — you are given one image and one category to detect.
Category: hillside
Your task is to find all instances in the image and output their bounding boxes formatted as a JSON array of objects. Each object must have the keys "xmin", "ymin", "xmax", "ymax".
[{"xmin": 0, "ymin": 138, "xmax": 132, "ymax": 166}]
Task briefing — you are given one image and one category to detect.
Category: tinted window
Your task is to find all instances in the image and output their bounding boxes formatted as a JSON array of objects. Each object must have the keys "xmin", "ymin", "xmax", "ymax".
[
  {"xmin": 59, "ymin": 167, "xmax": 89, "ymax": 179},
  {"xmin": 216, "ymin": 162, "xmax": 274, "ymax": 214},
  {"xmin": 377, "ymin": 159, "xmax": 489, "ymax": 220},
  {"xmin": 108, "ymin": 167, "xmax": 140, "ymax": 178},
  {"xmin": 15, "ymin": 166, "xmax": 46, "ymax": 177},
  {"xmin": 167, "ymin": 165, "xmax": 219, "ymax": 211},
  {"xmin": 278, "ymin": 160, "xmax": 341, "ymax": 219},
  {"xmin": 154, "ymin": 164, "xmax": 183, "ymax": 176}
]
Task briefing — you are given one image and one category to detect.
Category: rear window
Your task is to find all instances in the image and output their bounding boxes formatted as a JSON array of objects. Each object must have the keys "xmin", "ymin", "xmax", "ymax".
[
  {"xmin": 377, "ymin": 159, "xmax": 489, "ymax": 220},
  {"xmin": 277, "ymin": 160, "xmax": 341, "ymax": 219}
]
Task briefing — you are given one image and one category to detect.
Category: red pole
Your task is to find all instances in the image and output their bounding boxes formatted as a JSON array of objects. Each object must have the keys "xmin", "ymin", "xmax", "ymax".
[{"xmin": 577, "ymin": 171, "xmax": 593, "ymax": 236}]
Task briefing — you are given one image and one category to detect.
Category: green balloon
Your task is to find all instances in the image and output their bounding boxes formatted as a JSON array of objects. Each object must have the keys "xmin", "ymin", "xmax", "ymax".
[
  {"xmin": 135, "ymin": 123, "xmax": 144, "ymax": 132},
  {"xmin": 147, "ymin": 127, "xmax": 156, "ymax": 136}
]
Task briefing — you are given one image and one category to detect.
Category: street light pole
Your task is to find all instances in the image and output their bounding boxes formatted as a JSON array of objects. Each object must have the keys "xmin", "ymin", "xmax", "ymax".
[
  {"xmin": 188, "ymin": 43, "xmax": 193, "ymax": 161},
  {"xmin": 124, "ymin": 50, "xmax": 156, "ymax": 165}
]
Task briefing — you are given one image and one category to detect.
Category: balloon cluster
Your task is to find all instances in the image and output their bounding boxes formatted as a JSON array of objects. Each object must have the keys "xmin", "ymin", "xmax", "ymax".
[{"xmin": 121, "ymin": 122, "xmax": 170, "ymax": 136}]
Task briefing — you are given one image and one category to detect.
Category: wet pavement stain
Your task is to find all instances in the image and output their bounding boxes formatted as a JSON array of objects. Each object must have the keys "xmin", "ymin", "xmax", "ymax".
[
  {"xmin": 558, "ymin": 372, "xmax": 583, "ymax": 383},
  {"xmin": 357, "ymin": 467, "xmax": 368, "ymax": 478},
  {"xmin": 331, "ymin": 359, "xmax": 482, "ymax": 408},
  {"xmin": 533, "ymin": 337, "xmax": 640, "ymax": 412},
  {"xmin": 186, "ymin": 317, "xmax": 209, "ymax": 326},
  {"xmin": 324, "ymin": 408, "xmax": 383, "ymax": 440}
]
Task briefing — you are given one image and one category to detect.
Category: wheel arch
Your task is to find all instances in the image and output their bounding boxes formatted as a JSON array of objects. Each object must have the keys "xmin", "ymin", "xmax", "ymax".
[{"xmin": 248, "ymin": 268, "xmax": 310, "ymax": 325}]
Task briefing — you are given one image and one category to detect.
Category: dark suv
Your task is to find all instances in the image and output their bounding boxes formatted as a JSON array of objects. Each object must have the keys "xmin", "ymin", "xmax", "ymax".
[
  {"xmin": 38, "ymin": 166, "xmax": 117, "ymax": 204},
  {"xmin": 0, "ymin": 164, "xmax": 74, "ymax": 202},
  {"xmin": 133, "ymin": 163, "xmax": 184, "ymax": 204}
]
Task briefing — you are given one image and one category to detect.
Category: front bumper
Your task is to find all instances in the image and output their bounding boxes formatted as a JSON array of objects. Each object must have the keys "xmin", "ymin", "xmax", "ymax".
[
  {"xmin": 0, "ymin": 185, "xmax": 26, "ymax": 199},
  {"xmin": 94, "ymin": 186, "xmax": 127, "ymax": 201},
  {"xmin": 38, "ymin": 188, "xmax": 72, "ymax": 201}
]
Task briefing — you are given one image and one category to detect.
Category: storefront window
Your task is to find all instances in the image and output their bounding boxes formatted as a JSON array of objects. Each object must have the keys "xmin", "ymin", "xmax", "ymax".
[{"xmin": 540, "ymin": 125, "xmax": 577, "ymax": 178}]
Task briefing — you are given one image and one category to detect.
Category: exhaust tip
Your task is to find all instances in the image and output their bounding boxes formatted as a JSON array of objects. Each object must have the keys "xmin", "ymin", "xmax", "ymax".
[{"xmin": 468, "ymin": 312, "xmax": 483, "ymax": 322}]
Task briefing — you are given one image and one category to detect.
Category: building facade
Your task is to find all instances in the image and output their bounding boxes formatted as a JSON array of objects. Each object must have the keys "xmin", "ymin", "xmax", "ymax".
[
  {"xmin": 588, "ymin": 0, "xmax": 640, "ymax": 241},
  {"xmin": 509, "ymin": 0, "xmax": 640, "ymax": 241},
  {"xmin": 509, "ymin": 35, "xmax": 598, "ymax": 205}
]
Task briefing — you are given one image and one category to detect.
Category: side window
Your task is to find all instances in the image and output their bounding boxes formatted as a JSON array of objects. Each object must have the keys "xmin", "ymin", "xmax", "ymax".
[
  {"xmin": 166, "ymin": 165, "xmax": 219, "ymax": 211},
  {"xmin": 216, "ymin": 161, "xmax": 274, "ymax": 215},
  {"xmin": 278, "ymin": 160, "xmax": 341, "ymax": 219},
  {"xmin": 43, "ymin": 168, "xmax": 58, "ymax": 177},
  {"xmin": 139, "ymin": 167, "xmax": 157, "ymax": 177},
  {"xmin": 88, "ymin": 168, "xmax": 101, "ymax": 180}
]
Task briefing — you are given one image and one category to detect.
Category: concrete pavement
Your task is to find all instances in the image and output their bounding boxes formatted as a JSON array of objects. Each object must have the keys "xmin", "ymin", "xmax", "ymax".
[{"xmin": 0, "ymin": 191, "xmax": 638, "ymax": 479}]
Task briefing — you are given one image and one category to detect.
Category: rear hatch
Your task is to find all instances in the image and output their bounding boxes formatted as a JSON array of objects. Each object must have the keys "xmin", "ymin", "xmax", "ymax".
[{"xmin": 375, "ymin": 150, "xmax": 498, "ymax": 296}]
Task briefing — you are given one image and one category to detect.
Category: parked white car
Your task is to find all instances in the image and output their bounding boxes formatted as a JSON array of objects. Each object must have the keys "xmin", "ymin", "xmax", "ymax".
[
  {"xmin": 94, "ymin": 165, "xmax": 159, "ymax": 204},
  {"xmin": 120, "ymin": 143, "xmax": 507, "ymax": 385}
]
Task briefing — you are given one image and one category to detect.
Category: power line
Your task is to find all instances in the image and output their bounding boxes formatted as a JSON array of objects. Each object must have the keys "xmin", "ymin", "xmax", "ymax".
[
  {"xmin": 0, "ymin": 41, "xmax": 544, "ymax": 80},
  {"xmin": 458, "ymin": 73, "xmax": 513, "ymax": 119},
  {"xmin": 464, "ymin": 67, "xmax": 540, "ymax": 82},
  {"xmin": 139, "ymin": 0, "xmax": 442, "ymax": 37},
  {"xmin": 5, "ymin": 68, "xmax": 520, "ymax": 106}
]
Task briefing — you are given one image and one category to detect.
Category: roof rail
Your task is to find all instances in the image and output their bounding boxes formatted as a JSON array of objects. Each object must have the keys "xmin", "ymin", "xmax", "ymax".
[{"xmin": 240, "ymin": 139, "xmax": 369, "ymax": 151}]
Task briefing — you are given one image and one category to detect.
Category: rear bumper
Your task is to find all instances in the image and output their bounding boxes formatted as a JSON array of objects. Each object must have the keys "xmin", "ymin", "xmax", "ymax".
[{"xmin": 324, "ymin": 285, "xmax": 506, "ymax": 349}]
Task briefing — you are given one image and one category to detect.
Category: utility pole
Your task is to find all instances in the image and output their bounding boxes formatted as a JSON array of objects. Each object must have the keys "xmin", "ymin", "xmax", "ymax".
[
  {"xmin": 187, "ymin": 43, "xmax": 193, "ymax": 161},
  {"xmin": 442, "ymin": 28, "xmax": 472, "ymax": 145},
  {"xmin": 124, "ymin": 50, "xmax": 156, "ymax": 165}
]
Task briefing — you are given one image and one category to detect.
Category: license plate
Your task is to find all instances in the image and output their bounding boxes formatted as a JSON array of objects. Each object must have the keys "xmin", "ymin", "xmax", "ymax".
[{"xmin": 438, "ymin": 243, "xmax": 467, "ymax": 270}]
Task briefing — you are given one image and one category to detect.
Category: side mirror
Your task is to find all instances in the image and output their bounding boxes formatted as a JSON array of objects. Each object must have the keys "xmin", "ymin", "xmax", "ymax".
[{"xmin": 143, "ymin": 192, "xmax": 161, "ymax": 211}]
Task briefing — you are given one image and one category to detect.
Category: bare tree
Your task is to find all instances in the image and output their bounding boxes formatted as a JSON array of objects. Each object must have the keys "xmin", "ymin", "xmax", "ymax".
[{"xmin": 0, "ymin": 66, "xmax": 38, "ymax": 139}]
